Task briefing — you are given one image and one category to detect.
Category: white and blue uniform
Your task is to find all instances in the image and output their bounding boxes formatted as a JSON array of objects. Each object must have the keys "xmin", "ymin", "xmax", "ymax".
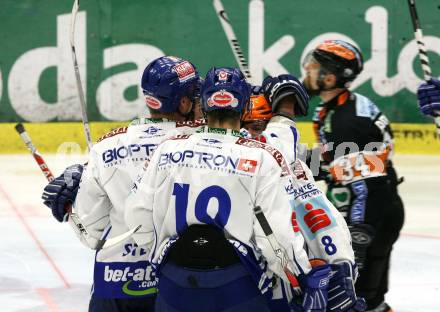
[
  {"xmin": 264, "ymin": 115, "xmax": 301, "ymax": 164},
  {"xmin": 72, "ymin": 118, "xmax": 205, "ymax": 299},
  {"xmin": 124, "ymin": 127, "xmax": 315, "ymax": 310},
  {"xmin": 263, "ymin": 115, "xmax": 355, "ymax": 266}
]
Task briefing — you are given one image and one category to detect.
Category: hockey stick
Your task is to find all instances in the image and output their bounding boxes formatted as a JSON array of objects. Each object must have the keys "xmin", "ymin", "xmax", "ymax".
[
  {"xmin": 15, "ymin": 123, "xmax": 55, "ymax": 182},
  {"xmin": 254, "ymin": 206, "xmax": 301, "ymax": 294},
  {"xmin": 238, "ymin": 178, "xmax": 301, "ymax": 291},
  {"xmin": 14, "ymin": 123, "xmax": 140, "ymax": 250},
  {"xmin": 213, "ymin": 0, "xmax": 252, "ymax": 79},
  {"xmin": 407, "ymin": 0, "xmax": 440, "ymax": 135},
  {"xmin": 70, "ymin": 0, "xmax": 93, "ymax": 150}
]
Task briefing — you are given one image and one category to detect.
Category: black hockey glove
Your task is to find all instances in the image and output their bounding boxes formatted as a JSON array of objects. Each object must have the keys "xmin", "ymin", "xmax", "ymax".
[
  {"xmin": 262, "ymin": 74, "xmax": 310, "ymax": 116},
  {"xmin": 42, "ymin": 164, "xmax": 84, "ymax": 222}
]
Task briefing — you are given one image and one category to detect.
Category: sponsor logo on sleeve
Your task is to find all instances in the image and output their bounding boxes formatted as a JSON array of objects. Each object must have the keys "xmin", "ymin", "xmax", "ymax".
[
  {"xmin": 293, "ymin": 160, "xmax": 308, "ymax": 180},
  {"xmin": 304, "ymin": 203, "xmax": 332, "ymax": 234},
  {"xmin": 291, "ymin": 211, "xmax": 300, "ymax": 233},
  {"xmin": 292, "ymin": 197, "xmax": 336, "ymax": 240},
  {"xmin": 288, "ymin": 182, "xmax": 322, "ymax": 200},
  {"xmin": 350, "ymin": 180, "xmax": 368, "ymax": 223}
]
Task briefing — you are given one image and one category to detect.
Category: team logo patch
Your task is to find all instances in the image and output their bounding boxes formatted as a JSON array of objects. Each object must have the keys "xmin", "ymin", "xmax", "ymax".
[
  {"xmin": 143, "ymin": 126, "xmax": 162, "ymax": 135},
  {"xmin": 218, "ymin": 70, "xmax": 228, "ymax": 81},
  {"xmin": 237, "ymin": 159, "xmax": 258, "ymax": 173},
  {"xmin": 202, "ymin": 138, "xmax": 222, "ymax": 144},
  {"xmin": 207, "ymin": 90, "xmax": 239, "ymax": 108},
  {"xmin": 145, "ymin": 95, "xmax": 162, "ymax": 110},
  {"xmin": 174, "ymin": 61, "xmax": 196, "ymax": 82},
  {"xmin": 235, "ymin": 137, "xmax": 290, "ymax": 177}
]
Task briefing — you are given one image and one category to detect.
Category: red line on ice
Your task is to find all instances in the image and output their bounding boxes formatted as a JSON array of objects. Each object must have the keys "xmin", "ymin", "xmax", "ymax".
[
  {"xmin": 0, "ymin": 182, "xmax": 71, "ymax": 289},
  {"xmin": 36, "ymin": 288, "xmax": 62, "ymax": 312},
  {"xmin": 401, "ymin": 232, "xmax": 440, "ymax": 240}
]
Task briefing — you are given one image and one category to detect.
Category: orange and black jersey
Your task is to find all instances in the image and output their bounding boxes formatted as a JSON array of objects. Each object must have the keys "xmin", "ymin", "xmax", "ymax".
[{"xmin": 312, "ymin": 90, "xmax": 393, "ymax": 164}]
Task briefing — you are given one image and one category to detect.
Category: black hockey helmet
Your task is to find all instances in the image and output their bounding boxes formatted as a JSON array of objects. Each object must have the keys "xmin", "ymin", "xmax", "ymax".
[{"xmin": 311, "ymin": 40, "xmax": 363, "ymax": 88}]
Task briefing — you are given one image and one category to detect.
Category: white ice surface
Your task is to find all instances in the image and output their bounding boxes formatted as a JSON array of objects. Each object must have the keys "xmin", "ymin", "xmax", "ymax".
[{"xmin": 0, "ymin": 153, "xmax": 439, "ymax": 311}]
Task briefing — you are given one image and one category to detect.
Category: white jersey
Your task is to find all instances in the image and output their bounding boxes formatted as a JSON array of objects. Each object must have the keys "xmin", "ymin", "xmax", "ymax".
[
  {"xmin": 263, "ymin": 115, "xmax": 354, "ymax": 265},
  {"xmin": 73, "ymin": 117, "xmax": 205, "ymax": 298},
  {"xmin": 264, "ymin": 115, "xmax": 301, "ymax": 165},
  {"xmin": 125, "ymin": 127, "xmax": 312, "ymax": 286}
]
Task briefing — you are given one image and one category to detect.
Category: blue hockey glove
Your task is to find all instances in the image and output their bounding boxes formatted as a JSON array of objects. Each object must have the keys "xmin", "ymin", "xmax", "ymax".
[
  {"xmin": 251, "ymin": 84, "xmax": 262, "ymax": 95},
  {"xmin": 293, "ymin": 264, "xmax": 331, "ymax": 311},
  {"xmin": 262, "ymin": 74, "xmax": 309, "ymax": 116},
  {"xmin": 417, "ymin": 78, "xmax": 440, "ymax": 117},
  {"xmin": 327, "ymin": 261, "xmax": 367, "ymax": 312},
  {"xmin": 42, "ymin": 164, "xmax": 84, "ymax": 222}
]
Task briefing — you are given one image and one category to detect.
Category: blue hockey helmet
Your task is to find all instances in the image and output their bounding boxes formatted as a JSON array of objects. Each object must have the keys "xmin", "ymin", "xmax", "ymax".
[
  {"xmin": 141, "ymin": 56, "xmax": 200, "ymax": 113},
  {"xmin": 201, "ymin": 67, "xmax": 251, "ymax": 114}
]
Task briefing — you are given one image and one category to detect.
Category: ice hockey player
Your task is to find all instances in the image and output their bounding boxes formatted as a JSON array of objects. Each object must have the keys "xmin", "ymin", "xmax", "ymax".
[
  {"xmin": 417, "ymin": 77, "xmax": 440, "ymax": 120},
  {"xmin": 302, "ymin": 39, "xmax": 404, "ymax": 312},
  {"xmin": 260, "ymin": 74, "xmax": 309, "ymax": 165},
  {"xmin": 241, "ymin": 93, "xmax": 273, "ymax": 139},
  {"xmin": 245, "ymin": 74, "xmax": 366, "ymax": 311},
  {"xmin": 41, "ymin": 56, "xmax": 204, "ymax": 312},
  {"xmin": 124, "ymin": 67, "xmax": 340, "ymax": 311}
]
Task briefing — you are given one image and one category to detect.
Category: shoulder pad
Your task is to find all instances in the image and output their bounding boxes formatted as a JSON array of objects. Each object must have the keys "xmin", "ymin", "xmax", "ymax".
[
  {"xmin": 97, "ymin": 126, "xmax": 128, "ymax": 143},
  {"xmin": 354, "ymin": 93, "xmax": 380, "ymax": 119}
]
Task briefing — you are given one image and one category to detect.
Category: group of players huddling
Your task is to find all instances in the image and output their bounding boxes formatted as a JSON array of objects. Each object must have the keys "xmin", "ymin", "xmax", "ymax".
[{"xmin": 42, "ymin": 39, "xmax": 440, "ymax": 312}]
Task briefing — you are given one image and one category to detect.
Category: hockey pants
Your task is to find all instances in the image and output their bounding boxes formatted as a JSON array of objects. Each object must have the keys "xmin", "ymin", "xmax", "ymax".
[
  {"xmin": 329, "ymin": 170, "xmax": 404, "ymax": 309},
  {"xmin": 155, "ymin": 262, "xmax": 271, "ymax": 312},
  {"xmin": 88, "ymin": 295, "xmax": 155, "ymax": 312}
]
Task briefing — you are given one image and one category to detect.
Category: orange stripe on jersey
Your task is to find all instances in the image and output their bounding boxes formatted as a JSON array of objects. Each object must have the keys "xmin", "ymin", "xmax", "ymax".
[
  {"xmin": 337, "ymin": 91, "xmax": 349, "ymax": 106},
  {"xmin": 329, "ymin": 148, "xmax": 390, "ymax": 184}
]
